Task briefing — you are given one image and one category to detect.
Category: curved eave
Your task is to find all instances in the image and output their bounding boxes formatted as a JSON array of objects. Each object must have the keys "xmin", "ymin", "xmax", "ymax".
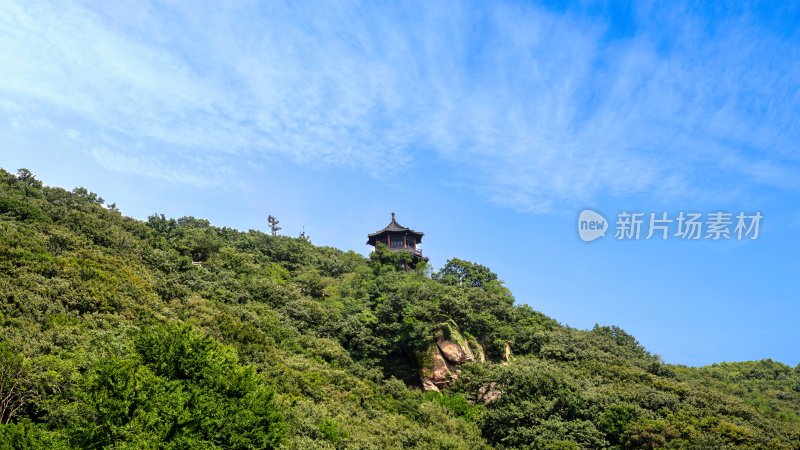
[
  {"xmin": 366, "ymin": 230, "xmax": 425, "ymax": 246},
  {"xmin": 367, "ymin": 229, "xmax": 425, "ymax": 238}
]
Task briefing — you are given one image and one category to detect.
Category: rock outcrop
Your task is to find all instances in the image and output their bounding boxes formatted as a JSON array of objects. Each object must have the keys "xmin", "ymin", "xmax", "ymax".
[
  {"xmin": 502, "ymin": 342, "xmax": 512, "ymax": 364},
  {"xmin": 418, "ymin": 321, "xmax": 487, "ymax": 392},
  {"xmin": 477, "ymin": 382, "xmax": 502, "ymax": 403},
  {"xmin": 436, "ymin": 321, "xmax": 475, "ymax": 359},
  {"xmin": 468, "ymin": 335, "xmax": 486, "ymax": 363},
  {"xmin": 418, "ymin": 343, "xmax": 457, "ymax": 391}
]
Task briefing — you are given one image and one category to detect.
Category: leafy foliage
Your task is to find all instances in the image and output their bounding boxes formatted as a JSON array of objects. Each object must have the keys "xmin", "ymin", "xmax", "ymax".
[{"xmin": 1, "ymin": 168, "xmax": 799, "ymax": 449}]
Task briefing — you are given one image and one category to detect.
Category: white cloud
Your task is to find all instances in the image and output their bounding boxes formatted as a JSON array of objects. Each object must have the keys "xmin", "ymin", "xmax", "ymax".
[
  {"xmin": 1, "ymin": 0, "xmax": 798, "ymax": 210},
  {"xmin": 88, "ymin": 146, "xmax": 237, "ymax": 188}
]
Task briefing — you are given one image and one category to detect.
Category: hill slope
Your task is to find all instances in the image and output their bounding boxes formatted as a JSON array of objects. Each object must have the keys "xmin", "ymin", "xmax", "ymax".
[{"xmin": 1, "ymin": 168, "xmax": 799, "ymax": 449}]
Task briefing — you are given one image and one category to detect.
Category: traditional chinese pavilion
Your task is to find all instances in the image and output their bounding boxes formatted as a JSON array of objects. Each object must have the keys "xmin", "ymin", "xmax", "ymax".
[{"xmin": 367, "ymin": 212, "xmax": 427, "ymax": 264}]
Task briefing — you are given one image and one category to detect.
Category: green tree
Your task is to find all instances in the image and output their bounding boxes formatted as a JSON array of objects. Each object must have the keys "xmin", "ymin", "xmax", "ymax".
[
  {"xmin": 434, "ymin": 258, "xmax": 498, "ymax": 288},
  {"xmin": 0, "ymin": 344, "xmax": 39, "ymax": 425}
]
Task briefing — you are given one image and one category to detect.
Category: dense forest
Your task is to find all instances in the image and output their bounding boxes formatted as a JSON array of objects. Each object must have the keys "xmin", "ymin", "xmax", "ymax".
[{"xmin": 1, "ymin": 167, "xmax": 799, "ymax": 449}]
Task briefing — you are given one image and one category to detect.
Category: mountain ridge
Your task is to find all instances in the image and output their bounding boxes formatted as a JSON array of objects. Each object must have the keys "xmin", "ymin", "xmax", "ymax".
[{"xmin": 1, "ymin": 167, "xmax": 799, "ymax": 449}]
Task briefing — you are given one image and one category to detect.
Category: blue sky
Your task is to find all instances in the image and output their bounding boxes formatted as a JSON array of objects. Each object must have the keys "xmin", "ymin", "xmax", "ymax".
[{"xmin": 2, "ymin": 0, "xmax": 800, "ymax": 366}]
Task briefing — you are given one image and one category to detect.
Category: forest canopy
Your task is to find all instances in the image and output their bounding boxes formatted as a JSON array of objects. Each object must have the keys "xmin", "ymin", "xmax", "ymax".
[{"xmin": 1, "ymin": 168, "xmax": 799, "ymax": 449}]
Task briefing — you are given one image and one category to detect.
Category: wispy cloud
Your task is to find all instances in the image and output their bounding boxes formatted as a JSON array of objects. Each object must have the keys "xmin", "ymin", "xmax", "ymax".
[
  {"xmin": 1, "ymin": 0, "xmax": 799, "ymax": 210},
  {"xmin": 89, "ymin": 146, "xmax": 238, "ymax": 189}
]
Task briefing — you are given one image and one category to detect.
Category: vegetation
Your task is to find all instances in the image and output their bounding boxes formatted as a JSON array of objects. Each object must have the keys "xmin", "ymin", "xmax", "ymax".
[{"xmin": 0, "ymin": 167, "xmax": 799, "ymax": 449}]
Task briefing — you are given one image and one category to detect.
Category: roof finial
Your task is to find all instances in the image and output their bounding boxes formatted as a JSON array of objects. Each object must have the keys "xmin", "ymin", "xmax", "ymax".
[{"xmin": 391, "ymin": 212, "xmax": 396, "ymax": 221}]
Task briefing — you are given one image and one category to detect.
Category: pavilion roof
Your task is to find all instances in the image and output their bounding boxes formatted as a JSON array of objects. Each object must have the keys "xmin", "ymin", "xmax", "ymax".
[{"xmin": 367, "ymin": 213, "xmax": 424, "ymax": 244}]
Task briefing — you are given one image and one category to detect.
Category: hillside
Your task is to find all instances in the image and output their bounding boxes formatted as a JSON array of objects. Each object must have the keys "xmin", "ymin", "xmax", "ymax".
[{"xmin": 1, "ymin": 167, "xmax": 799, "ymax": 449}]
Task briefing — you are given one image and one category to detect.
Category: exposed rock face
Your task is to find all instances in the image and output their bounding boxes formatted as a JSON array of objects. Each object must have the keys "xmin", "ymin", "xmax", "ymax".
[
  {"xmin": 436, "ymin": 335, "xmax": 474, "ymax": 363},
  {"xmin": 419, "ymin": 321, "xmax": 487, "ymax": 391},
  {"xmin": 418, "ymin": 343, "xmax": 456, "ymax": 392},
  {"xmin": 421, "ymin": 377, "xmax": 440, "ymax": 392},
  {"xmin": 467, "ymin": 335, "xmax": 486, "ymax": 363},
  {"xmin": 502, "ymin": 343, "xmax": 512, "ymax": 364},
  {"xmin": 477, "ymin": 382, "xmax": 502, "ymax": 403}
]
